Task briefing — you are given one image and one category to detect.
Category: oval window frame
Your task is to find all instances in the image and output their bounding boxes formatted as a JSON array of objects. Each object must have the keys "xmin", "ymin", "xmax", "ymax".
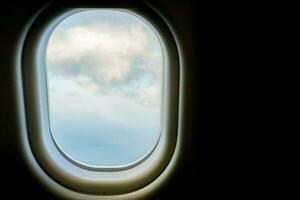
[{"xmin": 19, "ymin": 1, "xmax": 181, "ymax": 198}]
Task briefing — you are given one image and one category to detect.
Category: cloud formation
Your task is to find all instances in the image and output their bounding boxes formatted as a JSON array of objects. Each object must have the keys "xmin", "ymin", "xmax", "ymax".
[
  {"xmin": 48, "ymin": 24, "xmax": 147, "ymax": 82},
  {"xmin": 46, "ymin": 12, "xmax": 162, "ymax": 106}
]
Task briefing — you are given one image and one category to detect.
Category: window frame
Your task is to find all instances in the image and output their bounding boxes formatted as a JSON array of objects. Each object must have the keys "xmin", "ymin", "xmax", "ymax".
[{"xmin": 19, "ymin": 1, "xmax": 182, "ymax": 198}]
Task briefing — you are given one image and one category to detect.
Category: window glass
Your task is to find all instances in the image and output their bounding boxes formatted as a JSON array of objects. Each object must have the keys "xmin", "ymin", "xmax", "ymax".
[{"xmin": 46, "ymin": 10, "xmax": 163, "ymax": 167}]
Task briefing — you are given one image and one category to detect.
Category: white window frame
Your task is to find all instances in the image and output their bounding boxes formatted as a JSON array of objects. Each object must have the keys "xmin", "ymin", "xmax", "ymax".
[{"xmin": 17, "ymin": 1, "xmax": 183, "ymax": 199}]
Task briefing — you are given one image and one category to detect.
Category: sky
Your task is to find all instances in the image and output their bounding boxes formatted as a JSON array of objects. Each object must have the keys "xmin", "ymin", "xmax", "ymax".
[{"xmin": 46, "ymin": 10, "xmax": 163, "ymax": 167}]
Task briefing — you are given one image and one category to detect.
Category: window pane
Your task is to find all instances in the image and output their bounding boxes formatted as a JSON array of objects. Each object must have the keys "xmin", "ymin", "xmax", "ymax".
[{"xmin": 46, "ymin": 10, "xmax": 163, "ymax": 167}]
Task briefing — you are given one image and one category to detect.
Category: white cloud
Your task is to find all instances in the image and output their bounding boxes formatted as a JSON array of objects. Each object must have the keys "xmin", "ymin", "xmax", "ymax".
[
  {"xmin": 47, "ymin": 24, "xmax": 148, "ymax": 83},
  {"xmin": 46, "ymin": 20, "xmax": 163, "ymax": 107}
]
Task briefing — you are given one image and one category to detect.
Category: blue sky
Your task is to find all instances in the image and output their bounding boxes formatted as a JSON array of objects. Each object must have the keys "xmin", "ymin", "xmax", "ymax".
[{"xmin": 46, "ymin": 10, "xmax": 163, "ymax": 167}]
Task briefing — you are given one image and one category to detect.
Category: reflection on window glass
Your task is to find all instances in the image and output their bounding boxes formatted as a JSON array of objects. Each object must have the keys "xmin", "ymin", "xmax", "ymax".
[{"xmin": 46, "ymin": 10, "xmax": 163, "ymax": 167}]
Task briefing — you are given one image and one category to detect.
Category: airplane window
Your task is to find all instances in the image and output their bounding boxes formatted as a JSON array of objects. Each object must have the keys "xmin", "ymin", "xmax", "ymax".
[{"xmin": 46, "ymin": 10, "xmax": 163, "ymax": 168}]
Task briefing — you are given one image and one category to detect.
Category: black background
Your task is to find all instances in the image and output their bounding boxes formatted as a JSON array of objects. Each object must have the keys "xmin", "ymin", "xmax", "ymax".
[{"xmin": 0, "ymin": 0, "xmax": 277, "ymax": 199}]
